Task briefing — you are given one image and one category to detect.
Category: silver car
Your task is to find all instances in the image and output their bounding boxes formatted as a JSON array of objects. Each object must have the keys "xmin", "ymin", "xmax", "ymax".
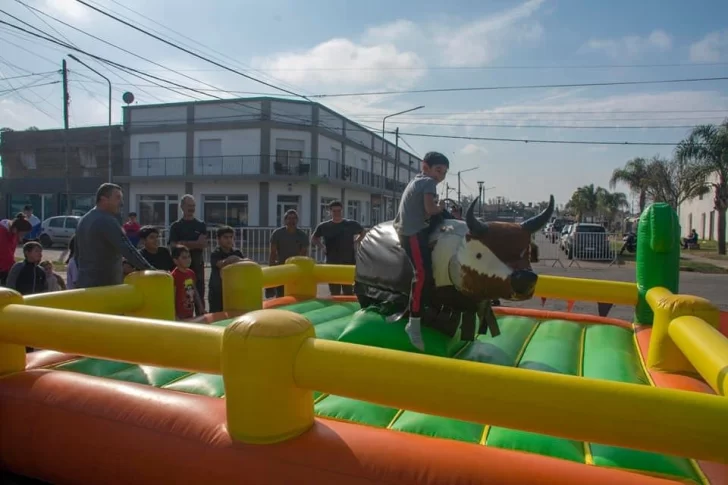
[{"xmin": 39, "ymin": 216, "xmax": 80, "ymax": 248}]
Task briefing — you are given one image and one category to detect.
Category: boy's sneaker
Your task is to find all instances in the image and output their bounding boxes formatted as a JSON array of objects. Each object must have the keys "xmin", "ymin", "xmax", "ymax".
[{"xmin": 405, "ymin": 317, "xmax": 425, "ymax": 351}]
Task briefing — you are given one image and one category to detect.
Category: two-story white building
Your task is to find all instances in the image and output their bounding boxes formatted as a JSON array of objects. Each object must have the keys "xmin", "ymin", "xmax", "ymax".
[
  {"xmin": 678, "ymin": 172, "xmax": 724, "ymax": 241},
  {"xmin": 117, "ymin": 97, "xmax": 420, "ymax": 229}
]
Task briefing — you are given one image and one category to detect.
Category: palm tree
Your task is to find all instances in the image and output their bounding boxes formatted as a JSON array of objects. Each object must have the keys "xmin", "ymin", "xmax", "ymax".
[
  {"xmin": 675, "ymin": 121, "xmax": 728, "ymax": 255},
  {"xmin": 609, "ymin": 157, "xmax": 651, "ymax": 214},
  {"xmin": 567, "ymin": 184, "xmax": 600, "ymax": 221},
  {"xmin": 597, "ymin": 189, "xmax": 629, "ymax": 225}
]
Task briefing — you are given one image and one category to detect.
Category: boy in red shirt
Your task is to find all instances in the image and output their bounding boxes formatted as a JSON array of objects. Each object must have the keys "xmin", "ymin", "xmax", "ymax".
[{"xmin": 171, "ymin": 245, "xmax": 203, "ymax": 320}]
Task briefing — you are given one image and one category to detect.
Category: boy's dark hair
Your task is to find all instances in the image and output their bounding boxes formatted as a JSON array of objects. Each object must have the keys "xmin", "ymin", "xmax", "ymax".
[
  {"xmin": 284, "ymin": 209, "xmax": 298, "ymax": 219},
  {"xmin": 328, "ymin": 200, "xmax": 343, "ymax": 209},
  {"xmin": 423, "ymin": 151, "xmax": 450, "ymax": 168},
  {"xmin": 23, "ymin": 205, "xmax": 33, "ymax": 212},
  {"xmin": 22, "ymin": 241, "xmax": 42, "ymax": 254},
  {"xmin": 9, "ymin": 213, "xmax": 31, "ymax": 232},
  {"xmin": 96, "ymin": 183, "xmax": 122, "ymax": 202},
  {"xmin": 138, "ymin": 225, "xmax": 159, "ymax": 240},
  {"xmin": 128, "ymin": 212, "xmax": 137, "ymax": 217},
  {"xmin": 216, "ymin": 225, "xmax": 234, "ymax": 238},
  {"xmin": 171, "ymin": 245, "xmax": 190, "ymax": 260}
]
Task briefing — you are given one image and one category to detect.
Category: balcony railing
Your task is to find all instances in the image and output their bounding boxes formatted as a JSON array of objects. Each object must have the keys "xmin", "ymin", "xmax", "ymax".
[
  {"xmin": 131, "ymin": 157, "xmax": 185, "ymax": 176},
  {"xmin": 195, "ymin": 156, "xmax": 261, "ymax": 176},
  {"xmin": 126, "ymin": 156, "xmax": 410, "ymax": 193}
]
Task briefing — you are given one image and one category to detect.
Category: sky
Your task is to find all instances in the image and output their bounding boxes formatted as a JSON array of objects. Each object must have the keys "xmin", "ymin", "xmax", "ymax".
[{"xmin": 1, "ymin": 0, "xmax": 728, "ymax": 206}]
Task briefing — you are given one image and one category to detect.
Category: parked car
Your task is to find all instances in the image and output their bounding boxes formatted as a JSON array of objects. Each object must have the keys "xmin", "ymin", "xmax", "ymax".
[
  {"xmin": 559, "ymin": 224, "xmax": 572, "ymax": 251},
  {"xmin": 39, "ymin": 216, "xmax": 81, "ymax": 248},
  {"xmin": 564, "ymin": 223, "xmax": 611, "ymax": 260}
]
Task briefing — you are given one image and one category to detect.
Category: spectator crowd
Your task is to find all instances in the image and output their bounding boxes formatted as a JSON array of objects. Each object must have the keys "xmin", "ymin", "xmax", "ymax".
[{"xmin": 1, "ymin": 183, "xmax": 365, "ymax": 323}]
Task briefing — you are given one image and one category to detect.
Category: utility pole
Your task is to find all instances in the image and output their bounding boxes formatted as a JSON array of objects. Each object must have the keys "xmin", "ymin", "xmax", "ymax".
[
  {"xmin": 392, "ymin": 127, "xmax": 399, "ymax": 206},
  {"xmin": 457, "ymin": 167, "xmax": 478, "ymax": 207},
  {"xmin": 62, "ymin": 60, "xmax": 71, "ymax": 215},
  {"xmin": 477, "ymin": 181, "xmax": 484, "ymax": 215}
]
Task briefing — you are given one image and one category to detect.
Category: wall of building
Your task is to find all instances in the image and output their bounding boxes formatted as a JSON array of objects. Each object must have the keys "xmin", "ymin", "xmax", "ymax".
[
  {"xmin": 192, "ymin": 129, "xmax": 261, "ymax": 176},
  {"xmin": 129, "ymin": 132, "xmax": 187, "ymax": 176},
  {"xmin": 191, "ymin": 181, "xmax": 261, "ymax": 226},
  {"xmin": 679, "ymin": 173, "xmax": 723, "ymax": 241},
  {"xmin": 128, "ymin": 181, "xmax": 187, "ymax": 212},
  {"xmin": 271, "ymin": 101, "xmax": 312, "ymax": 125},
  {"xmin": 129, "ymin": 105, "xmax": 187, "ymax": 127},
  {"xmin": 267, "ymin": 181, "xmax": 313, "ymax": 227},
  {"xmin": 194, "ymin": 101, "xmax": 263, "ymax": 123}
]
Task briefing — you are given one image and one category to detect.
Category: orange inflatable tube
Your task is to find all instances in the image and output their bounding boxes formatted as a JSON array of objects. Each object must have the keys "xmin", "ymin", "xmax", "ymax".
[{"xmin": 0, "ymin": 370, "xmax": 681, "ymax": 485}]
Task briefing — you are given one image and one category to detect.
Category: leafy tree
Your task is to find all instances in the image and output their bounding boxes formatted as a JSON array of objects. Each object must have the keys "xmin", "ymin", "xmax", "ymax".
[
  {"xmin": 567, "ymin": 184, "xmax": 600, "ymax": 221},
  {"xmin": 675, "ymin": 121, "xmax": 728, "ymax": 255},
  {"xmin": 644, "ymin": 156, "xmax": 709, "ymax": 210},
  {"xmin": 609, "ymin": 157, "xmax": 651, "ymax": 214},
  {"xmin": 597, "ymin": 189, "xmax": 629, "ymax": 223},
  {"xmin": 25, "ymin": 126, "xmax": 39, "ymax": 131}
]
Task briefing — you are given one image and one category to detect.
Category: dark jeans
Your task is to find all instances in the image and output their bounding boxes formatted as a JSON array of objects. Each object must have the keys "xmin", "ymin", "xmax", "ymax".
[
  {"xmin": 208, "ymin": 286, "xmax": 222, "ymax": 313},
  {"xmin": 192, "ymin": 263, "xmax": 205, "ymax": 313},
  {"xmin": 0, "ymin": 271, "xmax": 8, "ymax": 286},
  {"xmin": 399, "ymin": 229, "xmax": 433, "ymax": 319}
]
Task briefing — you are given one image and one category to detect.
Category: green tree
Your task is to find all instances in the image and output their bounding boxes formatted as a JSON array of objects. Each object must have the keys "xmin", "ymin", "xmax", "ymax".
[
  {"xmin": 567, "ymin": 184, "xmax": 600, "ymax": 221},
  {"xmin": 609, "ymin": 157, "xmax": 651, "ymax": 214},
  {"xmin": 675, "ymin": 121, "xmax": 728, "ymax": 255},
  {"xmin": 597, "ymin": 189, "xmax": 629, "ymax": 224},
  {"xmin": 644, "ymin": 156, "xmax": 708, "ymax": 210}
]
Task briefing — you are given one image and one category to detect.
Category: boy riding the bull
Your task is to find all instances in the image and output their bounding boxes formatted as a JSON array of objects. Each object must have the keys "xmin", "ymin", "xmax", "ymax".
[{"xmin": 393, "ymin": 151, "xmax": 450, "ymax": 351}]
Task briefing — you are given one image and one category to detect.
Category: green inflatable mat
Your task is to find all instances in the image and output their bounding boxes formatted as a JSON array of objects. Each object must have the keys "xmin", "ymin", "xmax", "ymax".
[{"xmin": 46, "ymin": 299, "xmax": 704, "ymax": 483}]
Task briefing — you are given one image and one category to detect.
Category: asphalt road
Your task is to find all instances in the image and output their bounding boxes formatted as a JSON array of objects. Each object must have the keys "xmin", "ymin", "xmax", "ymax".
[{"xmin": 25, "ymin": 246, "xmax": 728, "ymax": 322}]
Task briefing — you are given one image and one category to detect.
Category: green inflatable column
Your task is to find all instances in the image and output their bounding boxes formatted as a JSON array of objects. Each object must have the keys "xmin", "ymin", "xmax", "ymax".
[{"xmin": 635, "ymin": 202, "xmax": 681, "ymax": 324}]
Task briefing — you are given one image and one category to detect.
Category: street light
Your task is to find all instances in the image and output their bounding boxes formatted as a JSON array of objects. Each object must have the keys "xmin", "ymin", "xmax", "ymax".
[
  {"xmin": 380, "ymin": 105, "xmax": 425, "ymax": 217},
  {"xmin": 68, "ymin": 54, "xmax": 112, "ymax": 183},
  {"xmin": 457, "ymin": 166, "xmax": 478, "ymax": 206}
]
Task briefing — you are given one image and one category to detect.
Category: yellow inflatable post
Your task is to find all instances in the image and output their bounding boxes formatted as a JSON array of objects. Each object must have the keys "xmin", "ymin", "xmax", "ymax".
[
  {"xmin": 222, "ymin": 309, "xmax": 315, "ymax": 444},
  {"xmin": 646, "ymin": 287, "xmax": 720, "ymax": 374},
  {"xmin": 125, "ymin": 270, "xmax": 175, "ymax": 320},
  {"xmin": 0, "ymin": 288, "xmax": 25, "ymax": 375},
  {"xmin": 222, "ymin": 261, "xmax": 263, "ymax": 313},
  {"xmin": 283, "ymin": 257, "xmax": 317, "ymax": 300}
]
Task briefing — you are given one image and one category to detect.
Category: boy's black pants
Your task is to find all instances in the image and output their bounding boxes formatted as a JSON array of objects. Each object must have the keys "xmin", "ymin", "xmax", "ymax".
[
  {"xmin": 208, "ymin": 286, "xmax": 223, "ymax": 313},
  {"xmin": 399, "ymin": 229, "xmax": 433, "ymax": 319}
]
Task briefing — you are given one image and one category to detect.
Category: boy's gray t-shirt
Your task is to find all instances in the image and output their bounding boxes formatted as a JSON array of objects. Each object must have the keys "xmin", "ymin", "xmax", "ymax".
[{"xmin": 393, "ymin": 173, "xmax": 438, "ymax": 236}]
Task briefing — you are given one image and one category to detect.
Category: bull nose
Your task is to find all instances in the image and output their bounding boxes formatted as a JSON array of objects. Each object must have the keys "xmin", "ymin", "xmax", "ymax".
[{"xmin": 511, "ymin": 270, "xmax": 538, "ymax": 295}]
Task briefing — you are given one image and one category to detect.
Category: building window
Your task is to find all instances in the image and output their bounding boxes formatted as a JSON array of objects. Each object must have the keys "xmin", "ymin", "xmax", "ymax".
[
  {"xmin": 320, "ymin": 197, "xmax": 338, "ymax": 222},
  {"xmin": 274, "ymin": 138, "xmax": 305, "ymax": 174},
  {"xmin": 276, "ymin": 195, "xmax": 300, "ymax": 226},
  {"xmin": 198, "ymin": 138, "xmax": 223, "ymax": 174},
  {"xmin": 20, "ymin": 151, "xmax": 36, "ymax": 170},
  {"xmin": 138, "ymin": 194, "xmax": 179, "ymax": 227},
  {"xmin": 203, "ymin": 195, "xmax": 248, "ymax": 227},
  {"xmin": 363, "ymin": 201, "xmax": 370, "ymax": 226},
  {"xmin": 78, "ymin": 147, "xmax": 97, "ymax": 168},
  {"xmin": 138, "ymin": 141, "xmax": 160, "ymax": 168},
  {"xmin": 331, "ymin": 147, "xmax": 341, "ymax": 164},
  {"xmin": 8, "ymin": 194, "xmax": 52, "ymax": 220},
  {"xmin": 59, "ymin": 194, "xmax": 94, "ymax": 216},
  {"xmin": 347, "ymin": 200, "xmax": 361, "ymax": 222}
]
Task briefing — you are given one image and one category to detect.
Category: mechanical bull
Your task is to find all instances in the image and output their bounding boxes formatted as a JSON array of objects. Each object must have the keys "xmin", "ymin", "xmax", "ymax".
[{"xmin": 354, "ymin": 195, "xmax": 554, "ymax": 341}]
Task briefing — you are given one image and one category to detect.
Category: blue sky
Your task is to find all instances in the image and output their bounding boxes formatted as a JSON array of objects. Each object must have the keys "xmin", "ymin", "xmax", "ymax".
[{"xmin": 1, "ymin": 0, "xmax": 728, "ymax": 205}]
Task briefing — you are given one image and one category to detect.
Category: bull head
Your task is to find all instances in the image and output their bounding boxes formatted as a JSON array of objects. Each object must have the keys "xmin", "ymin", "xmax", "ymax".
[{"xmin": 457, "ymin": 195, "xmax": 555, "ymax": 301}]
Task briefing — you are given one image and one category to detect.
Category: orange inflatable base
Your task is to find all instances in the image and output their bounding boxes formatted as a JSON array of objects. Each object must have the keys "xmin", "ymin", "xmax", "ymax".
[{"xmin": 0, "ymin": 370, "xmax": 682, "ymax": 485}]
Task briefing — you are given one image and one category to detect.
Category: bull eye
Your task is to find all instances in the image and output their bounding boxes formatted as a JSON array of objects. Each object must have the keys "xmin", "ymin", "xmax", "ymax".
[{"xmin": 476, "ymin": 253, "xmax": 482, "ymax": 259}]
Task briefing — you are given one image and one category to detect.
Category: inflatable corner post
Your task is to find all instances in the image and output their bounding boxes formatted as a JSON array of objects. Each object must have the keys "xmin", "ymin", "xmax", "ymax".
[{"xmin": 635, "ymin": 203, "xmax": 681, "ymax": 324}]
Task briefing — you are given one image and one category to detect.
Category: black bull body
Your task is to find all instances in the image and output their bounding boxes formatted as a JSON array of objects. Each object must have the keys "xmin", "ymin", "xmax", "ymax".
[{"xmin": 354, "ymin": 196, "xmax": 555, "ymax": 341}]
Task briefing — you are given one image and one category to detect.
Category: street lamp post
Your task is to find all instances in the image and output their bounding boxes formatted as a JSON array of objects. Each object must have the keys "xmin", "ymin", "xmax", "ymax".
[
  {"xmin": 457, "ymin": 166, "xmax": 478, "ymax": 206},
  {"xmin": 381, "ymin": 105, "xmax": 425, "ymax": 218},
  {"xmin": 68, "ymin": 54, "xmax": 113, "ymax": 183}
]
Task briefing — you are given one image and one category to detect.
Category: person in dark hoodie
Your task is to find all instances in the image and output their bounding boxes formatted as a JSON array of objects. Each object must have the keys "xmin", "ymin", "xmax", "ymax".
[{"xmin": 6, "ymin": 241, "xmax": 46, "ymax": 295}]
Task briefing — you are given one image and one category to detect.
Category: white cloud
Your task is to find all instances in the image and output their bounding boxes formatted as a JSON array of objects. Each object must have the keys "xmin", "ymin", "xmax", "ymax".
[
  {"xmin": 460, "ymin": 144, "xmax": 488, "ymax": 156},
  {"xmin": 690, "ymin": 30, "xmax": 728, "ymax": 62},
  {"xmin": 43, "ymin": 0, "xmax": 92, "ymax": 22},
  {"xmin": 252, "ymin": 0, "xmax": 546, "ymax": 89},
  {"xmin": 581, "ymin": 30, "xmax": 673, "ymax": 59}
]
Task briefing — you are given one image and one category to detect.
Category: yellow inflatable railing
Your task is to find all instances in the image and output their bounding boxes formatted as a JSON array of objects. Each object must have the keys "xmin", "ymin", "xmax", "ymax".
[{"xmin": 0, "ymin": 258, "xmax": 727, "ymax": 465}]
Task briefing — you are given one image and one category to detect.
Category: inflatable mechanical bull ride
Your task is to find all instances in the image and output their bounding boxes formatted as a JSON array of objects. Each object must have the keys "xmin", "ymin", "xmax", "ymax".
[{"xmin": 354, "ymin": 195, "xmax": 554, "ymax": 344}]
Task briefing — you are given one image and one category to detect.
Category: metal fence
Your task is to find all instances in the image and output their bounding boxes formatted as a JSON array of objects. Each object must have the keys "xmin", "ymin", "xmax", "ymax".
[
  {"xmin": 534, "ymin": 231, "xmax": 627, "ymax": 267},
  {"xmin": 158, "ymin": 226, "xmax": 326, "ymax": 265}
]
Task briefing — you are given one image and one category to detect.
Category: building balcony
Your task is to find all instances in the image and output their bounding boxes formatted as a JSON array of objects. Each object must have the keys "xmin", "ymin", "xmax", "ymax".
[{"xmin": 125, "ymin": 156, "xmax": 408, "ymax": 193}]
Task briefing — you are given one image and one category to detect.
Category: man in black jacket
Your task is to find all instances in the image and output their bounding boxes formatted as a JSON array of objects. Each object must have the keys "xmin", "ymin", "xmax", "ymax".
[{"xmin": 6, "ymin": 241, "xmax": 46, "ymax": 295}]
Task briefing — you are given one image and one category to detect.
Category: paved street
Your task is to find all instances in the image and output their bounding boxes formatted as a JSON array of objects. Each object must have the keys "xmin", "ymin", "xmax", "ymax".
[{"xmin": 22, "ymin": 246, "xmax": 728, "ymax": 322}]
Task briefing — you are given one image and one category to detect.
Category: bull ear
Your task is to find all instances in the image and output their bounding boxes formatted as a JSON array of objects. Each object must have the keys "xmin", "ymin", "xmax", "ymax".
[
  {"xmin": 522, "ymin": 195, "xmax": 555, "ymax": 233},
  {"xmin": 465, "ymin": 196, "xmax": 488, "ymax": 236}
]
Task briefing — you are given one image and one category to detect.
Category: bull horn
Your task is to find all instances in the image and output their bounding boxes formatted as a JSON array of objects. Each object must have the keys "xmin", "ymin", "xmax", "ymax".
[
  {"xmin": 465, "ymin": 196, "xmax": 488, "ymax": 236},
  {"xmin": 521, "ymin": 195, "xmax": 555, "ymax": 233}
]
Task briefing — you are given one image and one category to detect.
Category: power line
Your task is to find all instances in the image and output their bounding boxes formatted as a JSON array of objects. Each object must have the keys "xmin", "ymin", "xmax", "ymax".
[
  {"xmin": 396, "ymin": 132, "xmax": 685, "ymax": 146},
  {"xmin": 0, "ymin": 79, "xmax": 59, "ymax": 95},
  {"xmin": 73, "ymin": 0, "xmax": 307, "ymax": 99},
  {"xmin": 362, "ymin": 121, "xmax": 705, "ymax": 130},
  {"xmin": 311, "ymin": 76, "xmax": 728, "ymax": 98},
  {"xmin": 0, "ymin": 71, "xmax": 55, "ymax": 81},
  {"xmin": 348, "ymin": 109, "xmax": 728, "ymax": 116}
]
